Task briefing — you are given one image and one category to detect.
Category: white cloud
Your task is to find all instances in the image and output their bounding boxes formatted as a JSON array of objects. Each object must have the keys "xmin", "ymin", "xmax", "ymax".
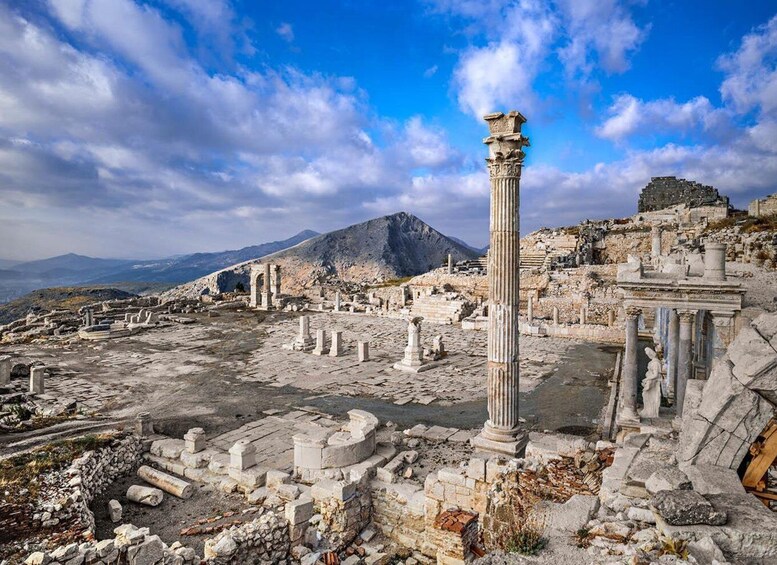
[
  {"xmin": 718, "ymin": 15, "xmax": 777, "ymax": 117},
  {"xmin": 596, "ymin": 94, "xmax": 729, "ymax": 141},
  {"xmin": 276, "ymin": 22, "xmax": 294, "ymax": 43},
  {"xmin": 430, "ymin": 0, "xmax": 648, "ymax": 118}
]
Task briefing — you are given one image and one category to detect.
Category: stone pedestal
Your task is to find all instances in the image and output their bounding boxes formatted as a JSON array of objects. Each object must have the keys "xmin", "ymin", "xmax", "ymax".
[
  {"xmin": 29, "ymin": 366, "xmax": 45, "ymax": 394},
  {"xmin": 334, "ymin": 291, "xmax": 341, "ymax": 312},
  {"xmin": 312, "ymin": 330, "xmax": 329, "ymax": 356},
  {"xmin": 229, "ymin": 440, "xmax": 256, "ymax": 471},
  {"xmin": 294, "ymin": 316, "xmax": 315, "ymax": 351},
  {"xmin": 184, "ymin": 428, "xmax": 206, "ymax": 454},
  {"xmin": 357, "ymin": 341, "xmax": 369, "ymax": 362},
  {"xmin": 329, "ymin": 331, "xmax": 343, "ymax": 357},
  {"xmin": 676, "ymin": 311, "xmax": 695, "ymax": 416},
  {"xmin": 620, "ymin": 307, "xmax": 641, "ymax": 424},
  {"xmin": 472, "ymin": 110, "xmax": 530, "ymax": 457},
  {"xmin": 394, "ymin": 317, "xmax": 425, "ymax": 372}
]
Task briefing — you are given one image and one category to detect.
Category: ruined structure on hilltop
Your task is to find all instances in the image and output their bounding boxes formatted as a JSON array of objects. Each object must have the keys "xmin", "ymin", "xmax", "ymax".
[{"xmin": 638, "ymin": 176, "xmax": 729, "ymax": 213}]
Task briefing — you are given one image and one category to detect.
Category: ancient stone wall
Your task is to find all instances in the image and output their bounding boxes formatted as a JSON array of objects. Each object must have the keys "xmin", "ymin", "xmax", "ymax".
[
  {"xmin": 203, "ymin": 510, "xmax": 290, "ymax": 563},
  {"xmin": 749, "ymin": 193, "xmax": 777, "ymax": 218},
  {"xmin": 638, "ymin": 177, "xmax": 729, "ymax": 213}
]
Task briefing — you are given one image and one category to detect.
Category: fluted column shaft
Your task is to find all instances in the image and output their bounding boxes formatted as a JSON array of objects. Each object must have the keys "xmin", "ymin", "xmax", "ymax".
[
  {"xmin": 676, "ymin": 311, "xmax": 695, "ymax": 416},
  {"xmin": 483, "ymin": 172, "xmax": 521, "ymax": 441}
]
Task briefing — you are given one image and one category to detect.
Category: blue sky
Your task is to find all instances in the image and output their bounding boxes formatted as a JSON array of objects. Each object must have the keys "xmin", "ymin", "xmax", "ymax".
[{"xmin": 0, "ymin": 0, "xmax": 776, "ymax": 260}]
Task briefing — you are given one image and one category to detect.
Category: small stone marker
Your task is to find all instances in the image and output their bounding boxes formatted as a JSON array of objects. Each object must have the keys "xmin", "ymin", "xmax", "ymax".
[
  {"xmin": 108, "ymin": 499, "xmax": 122, "ymax": 523},
  {"xmin": 552, "ymin": 306, "xmax": 559, "ymax": 325},
  {"xmin": 229, "ymin": 439, "xmax": 256, "ymax": 471},
  {"xmin": 357, "ymin": 341, "xmax": 370, "ymax": 362},
  {"xmin": 329, "ymin": 330, "xmax": 343, "ymax": 357},
  {"xmin": 126, "ymin": 485, "xmax": 164, "ymax": 507},
  {"xmin": 184, "ymin": 428, "xmax": 206, "ymax": 454},
  {"xmin": 135, "ymin": 412, "xmax": 153, "ymax": 437},
  {"xmin": 29, "ymin": 366, "xmax": 45, "ymax": 394},
  {"xmin": 312, "ymin": 329, "xmax": 329, "ymax": 355}
]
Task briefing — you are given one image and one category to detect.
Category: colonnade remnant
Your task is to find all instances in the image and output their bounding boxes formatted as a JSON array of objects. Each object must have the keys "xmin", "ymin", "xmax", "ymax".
[
  {"xmin": 472, "ymin": 110, "xmax": 530, "ymax": 457},
  {"xmin": 617, "ymin": 240, "xmax": 743, "ymax": 429}
]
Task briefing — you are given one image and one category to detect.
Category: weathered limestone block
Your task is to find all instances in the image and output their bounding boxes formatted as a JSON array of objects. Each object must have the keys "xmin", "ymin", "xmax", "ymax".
[
  {"xmin": 180, "ymin": 448, "xmax": 215, "ymax": 469},
  {"xmin": 126, "ymin": 485, "xmax": 164, "ymax": 506},
  {"xmin": 312, "ymin": 329, "xmax": 329, "ymax": 356},
  {"xmin": 679, "ymin": 356, "xmax": 774, "ymax": 469},
  {"xmin": 183, "ymin": 428, "xmax": 206, "ymax": 454},
  {"xmin": 137, "ymin": 465, "xmax": 193, "ymax": 499},
  {"xmin": 229, "ymin": 439, "xmax": 256, "ymax": 471},
  {"xmin": 656, "ymin": 492, "xmax": 777, "ymax": 562},
  {"xmin": 680, "ymin": 464, "xmax": 745, "ymax": 495},
  {"xmin": 108, "ymin": 499, "xmax": 122, "ymax": 523},
  {"xmin": 645, "ymin": 466, "xmax": 691, "ymax": 495},
  {"xmin": 547, "ymin": 494, "xmax": 599, "ymax": 533},
  {"xmin": 285, "ymin": 498, "xmax": 314, "ymax": 525},
  {"xmin": 357, "ymin": 341, "xmax": 369, "ymax": 362},
  {"xmin": 135, "ymin": 412, "xmax": 153, "ymax": 437},
  {"xmin": 651, "ymin": 490, "xmax": 726, "ymax": 526},
  {"xmin": 728, "ymin": 324, "xmax": 777, "ymax": 394},
  {"xmin": 150, "ymin": 438, "xmax": 186, "ymax": 460},
  {"xmin": 329, "ymin": 330, "xmax": 344, "ymax": 357}
]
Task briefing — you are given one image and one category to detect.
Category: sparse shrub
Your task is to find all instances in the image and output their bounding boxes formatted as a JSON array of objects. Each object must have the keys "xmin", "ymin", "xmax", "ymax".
[
  {"xmin": 234, "ymin": 282, "xmax": 245, "ymax": 292},
  {"xmin": 658, "ymin": 536, "xmax": 688, "ymax": 559},
  {"xmin": 491, "ymin": 489, "xmax": 549, "ymax": 556}
]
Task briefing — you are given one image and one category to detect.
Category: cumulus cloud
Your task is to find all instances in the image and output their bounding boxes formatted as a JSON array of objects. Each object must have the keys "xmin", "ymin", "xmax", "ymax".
[
  {"xmin": 429, "ymin": 0, "xmax": 648, "ymax": 118},
  {"xmin": 596, "ymin": 94, "xmax": 730, "ymax": 141}
]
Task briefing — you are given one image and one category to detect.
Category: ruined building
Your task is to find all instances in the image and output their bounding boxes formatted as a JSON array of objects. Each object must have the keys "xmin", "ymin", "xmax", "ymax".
[{"xmin": 638, "ymin": 176, "xmax": 729, "ymax": 213}]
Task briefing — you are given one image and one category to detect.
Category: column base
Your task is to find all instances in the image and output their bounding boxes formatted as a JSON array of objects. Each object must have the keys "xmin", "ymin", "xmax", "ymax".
[{"xmin": 471, "ymin": 429, "xmax": 528, "ymax": 458}]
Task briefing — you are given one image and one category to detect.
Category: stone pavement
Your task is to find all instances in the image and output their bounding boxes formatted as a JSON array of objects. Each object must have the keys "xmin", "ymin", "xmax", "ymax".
[
  {"xmin": 243, "ymin": 312, "xmax": 573, "ymax": 406},
  {"xmin": 208, "ymin": 409, "xmax": 341, "ymax": 472}
]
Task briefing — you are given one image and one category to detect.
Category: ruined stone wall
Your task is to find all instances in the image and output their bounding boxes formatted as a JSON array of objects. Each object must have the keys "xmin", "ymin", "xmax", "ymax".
[
  {"xmin": 638, "ymin": 177, "xmax": 729, "ymax": 213},
  {"xmin": 203, "ymin": 510, "xmax": 290, "ymax": 564},
  {"xmin": 749, "ymin": 193, "xmax": 777, "ymax": 218}
]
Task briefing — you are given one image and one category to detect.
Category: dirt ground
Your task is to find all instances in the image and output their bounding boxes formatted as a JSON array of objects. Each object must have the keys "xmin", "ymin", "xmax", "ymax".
[{"xmin": 91, "ymin": 472, "xmax": 254, "ymax": 554}]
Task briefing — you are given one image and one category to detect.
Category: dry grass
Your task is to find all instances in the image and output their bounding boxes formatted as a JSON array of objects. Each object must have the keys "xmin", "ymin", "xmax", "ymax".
[
  {"xmin": 706, "ymin": 213, "xmax": 777, "ymax": 234},
  {"xmin": 368, "ymin": 276, "xmax": 414, "ymax": 288},
  {"xmin": 491, "ymin": 490, "xmax": 549, "ymax": 556}
]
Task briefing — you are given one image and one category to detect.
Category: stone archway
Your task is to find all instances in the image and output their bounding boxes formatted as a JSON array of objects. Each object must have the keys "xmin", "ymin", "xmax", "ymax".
[{"xmin": 679, "ymin": 311, "xmax": 777, "ymax": 471}]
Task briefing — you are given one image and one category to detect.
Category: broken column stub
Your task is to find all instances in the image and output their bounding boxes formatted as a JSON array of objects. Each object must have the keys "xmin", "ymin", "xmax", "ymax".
[
  {"xmin": 704, "ymin": 242, "xmax": 727, "ymax": 281},
  {"xmin": 137, "ymin": 465, "xmax": 193, "ymax": 499},
  {"xmin": 473, "ymin": 110, "xmax": 530, "ymax": 457},
  {"xmin": 184, "ymin": 428, "xmax": 206, "ymax": 453},
  {"xmin": 229, "ymin": 439, "xmax": 256, "ymax": 471},
  {"xmin": 135, "ymin": 412, "xmax": 153, "ymax": 437},
  {"xmin": 357, "ymin": 341, "xmax": 370, "ymax": 362}
]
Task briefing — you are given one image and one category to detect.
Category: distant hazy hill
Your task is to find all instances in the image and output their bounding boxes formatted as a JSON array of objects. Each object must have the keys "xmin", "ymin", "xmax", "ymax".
[
  {"xmin": 0, "ymin": 231, "xmax": 318, "ymax": 303},
  {"xmin": 165, "ymin": 212, "xmax": 481, "ymax": 298},
  {"xmin": 90, "ymin": 230, "xmax": 319, "ymax": 284},
  {"xmin": 0, "ymin": 287, "xmax": 136, "ymax": 325}
]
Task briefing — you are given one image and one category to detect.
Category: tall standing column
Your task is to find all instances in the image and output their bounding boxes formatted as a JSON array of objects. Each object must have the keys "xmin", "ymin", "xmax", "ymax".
[
  {"xmin": 667, "ymin": 309, "xmax": 679, "ymax": 402},
  {"xmin": 676, "ymin": 310, "xmax": 695, "ymax": 417},
  {"xmin": 620, "ymin": 307, "xmax": 641, "ymax": 424},
  {"xmin": 473, "ymin": 110, "xmax": 530, "ymax": 457},
  {"xmin": 271, "ymin": 265, "xmax": 281, "ymax": 306}
]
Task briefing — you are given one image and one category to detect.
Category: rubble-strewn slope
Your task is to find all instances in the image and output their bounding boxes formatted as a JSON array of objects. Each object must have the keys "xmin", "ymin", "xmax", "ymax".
[
  {"xmin": 163, "ymin": 212, "xmax": 480, "ymax": 298},
  {"xmin": 0, "ymin": 287, "xmax": 136, "ymax": 325}
]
